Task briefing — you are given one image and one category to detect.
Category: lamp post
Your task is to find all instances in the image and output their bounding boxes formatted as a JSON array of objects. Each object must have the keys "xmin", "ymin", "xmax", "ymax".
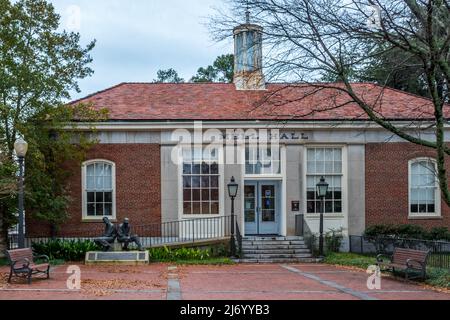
[
  {"xmin": 227, "ymin": 176, "xmax": 239, "ymax": 257},
  {"xmin": 316, "ymin": 176, "xmax": 329, "ymax": 257},
  {"xmin": 14, "ymin": 138, "xmax": 28, "ymax": 249}
]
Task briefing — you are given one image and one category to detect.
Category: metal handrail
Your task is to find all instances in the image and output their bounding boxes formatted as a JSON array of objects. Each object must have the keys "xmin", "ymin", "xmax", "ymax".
[
  {"xmin": 235, "ymin": 220, "xmax": 243, "ymax": 258},
  {"xmin": 9, "ymin": 215, "xmax": 234, "ymax": 250}
]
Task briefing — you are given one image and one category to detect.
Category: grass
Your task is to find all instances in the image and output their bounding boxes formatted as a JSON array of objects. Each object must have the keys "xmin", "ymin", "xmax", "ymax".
[
  {"xmin": 323, "ymin": 252, "xmax": 376, "ymax": 269},
  {"xmin": 324, "ymin": 252, "xmax": 450, "ymax": 289},
  {"xmin": 0, "ymin": 258, "xmax": 8, "ymax": 266},
  {"xmin": 426, "ymin": 268, "xmax": 450, "ymax": 288}
]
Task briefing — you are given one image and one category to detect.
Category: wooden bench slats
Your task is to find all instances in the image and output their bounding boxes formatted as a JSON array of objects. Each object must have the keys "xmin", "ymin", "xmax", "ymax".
[
  {"xmin": 29, "ymin": 263, "xmax": 50, "ymax": 270},
  {"xmin": 377, "ymin": 247, "xmax": 429, "ymax": 280},
  {"xmin": 5, "ymin": 248, "xmax": 51, "ymax": 284}
]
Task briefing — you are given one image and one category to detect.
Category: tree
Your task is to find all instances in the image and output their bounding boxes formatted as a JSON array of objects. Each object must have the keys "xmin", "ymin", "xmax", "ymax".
[
  {"xmin": 191, "ymin": 65, "xmax": 218, "ymax": 83},
  {"xmin": 320, "ymin": 44, "xmax": 429, "ymax": 98},
  {"xmin": 355, "ymin": 45, "xmax": 430, "ymax": 97},
  {"xmin": 153, "ymin": 68, "xmax": 185, "ymax": 83},
  {"xmin": 212, "ymin": 0, "xmax": 450, "ymax": 205},
  {"xmin": 23, "ymin": 105, "xmax": 106, "ymax": 235},
  {"xmin": 0, "ymin": 152, "xmax": 16, "ymax": 255},
  {"xmin": 191, "ymin": 54, "xmax": 234, "ymax": 83},
  {"xmin": 0, "ymin": 0, "xmax": 102, "ymax": 248}
]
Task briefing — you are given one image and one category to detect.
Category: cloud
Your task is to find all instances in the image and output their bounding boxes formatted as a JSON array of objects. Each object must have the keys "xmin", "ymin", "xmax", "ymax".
[{"xmin": 51, "ymin": 0, "xmax": 232, "ymax": 100}]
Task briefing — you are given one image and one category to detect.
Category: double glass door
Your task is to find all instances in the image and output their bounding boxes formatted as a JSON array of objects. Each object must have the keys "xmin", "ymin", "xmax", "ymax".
[{"xmin": 244, "ymin": 181, "xmax": 279, "ymax": 235}]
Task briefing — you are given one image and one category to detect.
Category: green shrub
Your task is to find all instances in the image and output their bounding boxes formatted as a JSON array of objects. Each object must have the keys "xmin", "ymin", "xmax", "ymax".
[
  {"xmin": 426, "ymin": 268, "xmax": 450, "ymax": 289},
  {"xmin": 426, "ymin": 227, "xmax": 450, "ymax": 241},
  {"xmin": 396, "ymin": 224, "xmax": 427, "ymax": 239},
  {"xmin": 364, "ymin": 224, "xmax": 450, "ymax": 241},
  {"xmin": 32, "ymin": 239, "xmax": 100, "ymax": 261},
  {"xmin": 325, "ymin": 228, "xmax": 344, "ymax": 253},
  {"xmin": 208, "ymin": 243, "xmax": 229, "ymax": 257},
  {"xmin": 306, "ymin": 233, "xmax": 320, "ymax": 257},
  {"xmin": 148, "ymin": 246, "xmax": 211, "ymax": 262},
  {"xmin": 364, "ymin": 224, "xmax": 397, "ymax": 238}
]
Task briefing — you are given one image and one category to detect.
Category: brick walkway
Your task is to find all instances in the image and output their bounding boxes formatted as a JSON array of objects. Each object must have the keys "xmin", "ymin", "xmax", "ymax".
[{"xmin": 0, "ymin": 263, "xmax": 448, "ymax": 300}]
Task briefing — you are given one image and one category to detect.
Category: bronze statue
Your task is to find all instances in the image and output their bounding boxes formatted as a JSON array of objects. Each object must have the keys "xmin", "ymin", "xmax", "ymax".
[
  {"xmin": 94, "ymin": 217, "xmax": 117, "ymax": 251},
  {"xmin": 117, "ymin": 218, "xmax": 143, "ymax": 251}
]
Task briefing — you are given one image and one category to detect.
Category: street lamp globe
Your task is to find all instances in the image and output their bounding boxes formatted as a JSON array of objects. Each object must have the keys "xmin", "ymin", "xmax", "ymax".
[
  {"xmin": 316, "ymin": 176, "xmax": 329, "ymax": 198},
  {"xmin": 227, "ymin": 176, "xmax": 239, "ymax": 198},
  {"xmin": 14, "ymin": 138, "xmax": 28, "ymax": 158}
]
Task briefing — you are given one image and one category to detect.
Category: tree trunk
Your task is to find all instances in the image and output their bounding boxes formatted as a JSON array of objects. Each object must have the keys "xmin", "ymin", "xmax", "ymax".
[{"xmin": 0, "ymin": 207, "xmax": 7, "ymax": 258}]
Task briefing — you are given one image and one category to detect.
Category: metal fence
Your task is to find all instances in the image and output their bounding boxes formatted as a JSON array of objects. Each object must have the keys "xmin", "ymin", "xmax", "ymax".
[
  {"xmin": 349, "ymin": 235, "xmax": 450, "ymax": 269},
  {"xmin": 8, "ymin": 215, "xmax": 233, "ymax": 250}
]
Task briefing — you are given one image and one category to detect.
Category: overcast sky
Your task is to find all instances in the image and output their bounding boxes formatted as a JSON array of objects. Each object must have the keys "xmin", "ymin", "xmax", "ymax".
[{"xmin": 51, "ymin": 0, "xmax": 232, "ymax": 100}]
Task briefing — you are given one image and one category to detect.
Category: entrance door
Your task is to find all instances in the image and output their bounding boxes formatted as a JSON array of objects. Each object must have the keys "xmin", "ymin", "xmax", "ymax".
[{"xmin": 244, "ymin": 181, "xmax": 279, "ymax": 235}]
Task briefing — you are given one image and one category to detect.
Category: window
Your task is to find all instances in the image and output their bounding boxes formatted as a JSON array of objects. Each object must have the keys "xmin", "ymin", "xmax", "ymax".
[
  {"xmin": 82, "ymin": 160, "xmax": 115, "ymax": 220},
  {"xmin": 182, "ymin": 147, "xmax": 220, "ymax": 215},
  {"xmin": 409, "ymin": 158, "xmax": 440, "ymax": 216},
  {"xmin": 245, "ymin": 144, "xmax": 281, "ymax": 175},
  {"xmin": 306, "ymin": 148, "xmax": 343, "ymax": 214}
]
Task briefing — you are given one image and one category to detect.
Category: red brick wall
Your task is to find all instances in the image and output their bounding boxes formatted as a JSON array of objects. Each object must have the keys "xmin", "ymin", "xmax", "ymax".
[
  {"xmin": 26, "ymin": 144, "xmax": 161, "ymax": 237},
  {"xmin": 365, "ymin": 142, "xmax": 450, "ymax": 229}
]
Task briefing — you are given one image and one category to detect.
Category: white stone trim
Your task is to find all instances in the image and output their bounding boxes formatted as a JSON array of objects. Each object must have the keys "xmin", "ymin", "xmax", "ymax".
[
  {"xmin": 67, "ymin": 120, "xmax": 448, "ymax": 131},
  {"xmin": 177, "ymin": 145, "xmax": 225, "ymax": 219},
  {"xmin": 81, "ymin": 159, "xmax": 117, "ymax": 221},
  {"xmin": 302, "ymin": 145, "xmax": 348, "ymax": 219},
  {"xmin": 240, "ymin": 144, "xmax": 287, "ymax": 236},
  {"xmin": 408, "ymin": 157, "xmax": 441, "ymax": 218}
]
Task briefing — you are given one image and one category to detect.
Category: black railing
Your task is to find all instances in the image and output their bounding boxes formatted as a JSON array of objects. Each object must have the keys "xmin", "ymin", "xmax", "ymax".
[
  {"xmin": 235, "ymin": 220, "xmax": 243, "ymax": 258},
  {"xmin": 349, "ymin": 235, "xmax": 450, "ymax": 270},
  {"xmin": 8, "ymin": 215, "xmax": 234, "ymax": 250}
]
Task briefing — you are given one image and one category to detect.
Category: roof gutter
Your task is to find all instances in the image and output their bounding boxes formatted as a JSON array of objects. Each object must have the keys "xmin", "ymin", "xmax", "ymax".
[{"xmin": 64, "ymin": 120, "xmax": 444, "ymax": 131}]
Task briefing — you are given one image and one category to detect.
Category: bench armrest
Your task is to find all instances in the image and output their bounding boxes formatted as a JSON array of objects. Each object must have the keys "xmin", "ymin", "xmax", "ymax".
[
  {"xmin": 406, "ymin": 258, "xmax": 425, "ymax": 270},
  {"xmin": 33, "ymin": 255, "xmax": 50, "ymax": 263},
  {"xmin": 11, "ymin": 258, "xmax": 30, "ymax": 269},
  {"xmin": 376, "ymin": 254, "xmax": 391, "ymax": 263}
]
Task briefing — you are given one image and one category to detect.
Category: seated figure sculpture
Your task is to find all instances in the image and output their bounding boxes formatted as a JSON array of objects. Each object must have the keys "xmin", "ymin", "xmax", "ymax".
[
  {"xmin": 94, "ymin": 217, "xmax": 117, "ymax": 252},
  {"xmin": 117, "ymin": 218, "xmax": 143, "ymax": 251}
]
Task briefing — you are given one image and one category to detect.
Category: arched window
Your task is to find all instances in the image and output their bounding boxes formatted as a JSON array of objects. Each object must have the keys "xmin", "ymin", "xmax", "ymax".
[
  {"xmin": 409, "ymin": 158, "xmax": 440, "ymax": 217},
  {"xmin": 82, "ymin": 160, "xmax": 116, "ymax": 220}
]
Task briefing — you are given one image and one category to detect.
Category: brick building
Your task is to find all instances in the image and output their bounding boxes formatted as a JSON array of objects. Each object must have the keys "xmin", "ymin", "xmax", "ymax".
[{"xmin": 26, "ymin": 20, "xmax": 449, "ymax": 250}]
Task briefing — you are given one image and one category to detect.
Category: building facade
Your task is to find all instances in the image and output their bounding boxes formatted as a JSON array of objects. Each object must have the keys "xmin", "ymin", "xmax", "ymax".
[{"xmin": 26, "ymin": 20, "xmax": 450, "ymax": 250}]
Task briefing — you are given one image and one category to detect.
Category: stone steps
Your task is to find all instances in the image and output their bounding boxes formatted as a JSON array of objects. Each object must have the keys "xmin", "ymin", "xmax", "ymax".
[
  {"xmin": 243, "ymin": 236, "xmax": 304, "ymax": 241},
  {"xmin": 242, "ymin": 245, "xmax": 309, "ymax": 250},
  {"xmin": 242, "ymin": 240, "xmax": 307, "ymax": 246},
  {"xmin": 239, "ymin": 236, "xmax": 313, "ymax": 263},
  {"xmin": 242, "ymin": 249, "xmax": 311, "ymax": 254},
  {"xmin": 243, "ymin": 253, "xmax": 312, "ymax": 259},
  {"xmin": 237, "ymin": 258, "xmax": 320, "ymax": 264}
]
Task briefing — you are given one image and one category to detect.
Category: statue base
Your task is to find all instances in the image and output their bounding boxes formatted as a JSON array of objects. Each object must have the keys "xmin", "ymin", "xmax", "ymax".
[{"xmin": 85, "ymin": 251, "xmax": 149, "ymax": 265}]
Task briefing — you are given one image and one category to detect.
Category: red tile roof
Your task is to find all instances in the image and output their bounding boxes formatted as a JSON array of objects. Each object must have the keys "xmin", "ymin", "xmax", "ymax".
[{"xmin": 71, "ymin": 82, "xmax": 441, "ymax": 121}]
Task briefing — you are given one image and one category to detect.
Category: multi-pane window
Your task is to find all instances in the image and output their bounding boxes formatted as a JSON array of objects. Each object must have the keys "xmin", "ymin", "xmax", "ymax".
[
  {"xmin": 182, "ymin": 147, "xmax": 220, "ymax": 215},
  {"xmin": 409, "ymin": 159, "xmax": 439, "ymax": 215},
  {"xmin": 84, "ymin": 161, "xmax": 114, "ymax": 218},
  {"xmin": 306, "ymin": 148, "xmax": 343, "ymax": 214},
  {"xmin": 245, "ymin": 144, "xmax": 281, "ymax": 175}
]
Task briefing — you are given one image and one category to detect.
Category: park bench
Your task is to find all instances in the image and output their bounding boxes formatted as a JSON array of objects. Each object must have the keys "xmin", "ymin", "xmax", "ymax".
[
  {"xmin": 376, "ymin": 247, "xmax": 430, "ymax": 280},
  {"xmin": 5, "ymin": 248, "xmax": 50, "ymax": 284}
]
